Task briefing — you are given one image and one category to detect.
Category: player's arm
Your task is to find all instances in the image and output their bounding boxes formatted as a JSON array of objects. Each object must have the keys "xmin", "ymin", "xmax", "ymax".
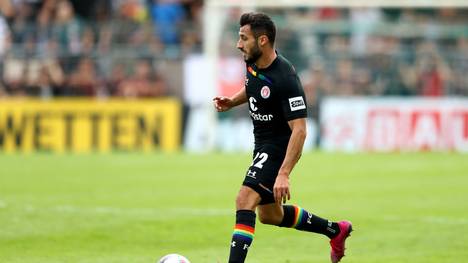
[
  {"xmin": 213, "ymin": 86, "xmax": 247, "ymax": 112},
  {"xmin": 273, "ymin": 117, "xmax": 307, "ymax": 204}
]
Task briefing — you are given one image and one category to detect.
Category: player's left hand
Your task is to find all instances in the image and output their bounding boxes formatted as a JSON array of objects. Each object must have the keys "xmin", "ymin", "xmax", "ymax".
[{"xmin": 273, "ymin": 173, "xmax": 290, "ymax": 204}]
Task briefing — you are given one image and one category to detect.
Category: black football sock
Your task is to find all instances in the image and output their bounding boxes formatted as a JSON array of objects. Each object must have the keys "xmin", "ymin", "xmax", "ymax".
[
  {"xmin": 228, "ymin": 210, "xmax": 256, "ymax": 263},
  {"xmin": 278, "ymin": 205, "xmax": 340, "ymax": 239}
]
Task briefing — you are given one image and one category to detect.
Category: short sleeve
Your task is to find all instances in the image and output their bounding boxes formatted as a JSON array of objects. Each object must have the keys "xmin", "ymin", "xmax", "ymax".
[{"xmin": 279, "ymin": 74, "xmax": 308, "ymax": 121}]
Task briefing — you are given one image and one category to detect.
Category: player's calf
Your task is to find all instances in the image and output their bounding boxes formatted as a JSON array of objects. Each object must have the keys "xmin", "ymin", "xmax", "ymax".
[
  {"xmin": 277, "ymin": 205, "xmax": 341, "ymax": 239},
  {"xmin": 228, "ymin": 210, "xmax": 256, "ymax": 263}
]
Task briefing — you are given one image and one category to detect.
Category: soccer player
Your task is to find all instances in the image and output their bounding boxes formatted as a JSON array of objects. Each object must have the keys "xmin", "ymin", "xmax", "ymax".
[{"xmin": 213, "ymin": 12, "xmax": 353, "ymax": 263}]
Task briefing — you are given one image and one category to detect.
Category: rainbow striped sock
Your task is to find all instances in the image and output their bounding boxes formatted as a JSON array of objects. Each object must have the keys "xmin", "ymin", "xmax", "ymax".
[
  {"xmin": 279, "ymin": 205, "xmax": 339, "ymax": 239},
  {"xmin": 233, "ymin": 223, "xmax": 255, "ymax": 243},
  {"xmin": 292, "ymin": 205, "xmax": 307, "ymax": 228},
  {"xmin": 229, "ymin": 210, "xmax": 256, "ymax": 263}
]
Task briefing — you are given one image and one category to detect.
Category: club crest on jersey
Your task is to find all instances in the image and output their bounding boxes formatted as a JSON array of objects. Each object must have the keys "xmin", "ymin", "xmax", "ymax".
[{"xmin": 260, "ymin": 86, "xmax": 270, "ymax": 99}]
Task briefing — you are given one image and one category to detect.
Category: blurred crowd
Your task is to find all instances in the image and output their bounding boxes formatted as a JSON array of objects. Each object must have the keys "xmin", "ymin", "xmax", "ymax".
[
  {"xmin": 0, "ymin": 2, "xmax": 467, "ymax": 102},
  {"xmin": 278, "ymin": 8, "xmax": 468, "ymax": 114},
  {"xmin": 0, "ymin": 0, "xmax": 202, "ymax": 97}
]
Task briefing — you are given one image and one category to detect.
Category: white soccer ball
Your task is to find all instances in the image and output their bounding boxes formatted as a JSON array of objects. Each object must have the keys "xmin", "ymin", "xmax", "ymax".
[{"xmin": 158, "ymin": 254, "xmax": 191, "ymax": 263}]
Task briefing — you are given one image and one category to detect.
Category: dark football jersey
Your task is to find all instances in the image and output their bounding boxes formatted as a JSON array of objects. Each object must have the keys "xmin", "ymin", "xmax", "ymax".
[{"xmin": 245, "ymin": 53, "xmax": 307, "ymax": 146}]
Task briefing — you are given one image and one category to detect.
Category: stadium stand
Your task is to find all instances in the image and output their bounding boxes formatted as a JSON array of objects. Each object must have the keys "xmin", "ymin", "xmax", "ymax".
[
  {"xmin": 0, "ymin": 0, "xmax": 202, "ymax": 98},
  {"xmin": 0, "ymin": 1, "xmax": 466, "ymax": 101}
]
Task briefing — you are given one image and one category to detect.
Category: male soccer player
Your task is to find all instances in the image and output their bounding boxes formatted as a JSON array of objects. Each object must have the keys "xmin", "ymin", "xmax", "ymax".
[{"xmin": 213, "ymin": 13, "xmax": 353, "ymax": 263}]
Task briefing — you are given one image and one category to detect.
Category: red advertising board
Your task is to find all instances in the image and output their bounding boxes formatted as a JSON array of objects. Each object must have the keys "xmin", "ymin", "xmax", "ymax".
[{"xmin": 321, "ymin": 98, "xmax": 468, "ymax": 152}]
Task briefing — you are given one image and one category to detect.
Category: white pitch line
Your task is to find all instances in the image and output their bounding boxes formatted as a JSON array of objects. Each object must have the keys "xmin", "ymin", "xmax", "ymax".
[
  {"xmin": 383, "ymin": 215, "xmax": 468, "ymax": 225},
  {"xmin": 421, "ymin": 216, "xmax": 468, "ymax": 225},
  {"xmin": 52, "ymin": 205, "xmax": 232, "ymax": 218}
]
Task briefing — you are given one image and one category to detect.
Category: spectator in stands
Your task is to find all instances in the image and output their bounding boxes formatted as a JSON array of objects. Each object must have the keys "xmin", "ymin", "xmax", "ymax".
[
  {"xmin": 370, "ymin": 53, "xmax": 413, "ymax": 96},
  {"xmin": 119, "ymin": 0, "xmax": 148, "ymax": 23},
  {"xmin": 350, "ymin": 8, "xmax": 381, "ymax": 56},
  {"xmin": 302, "ymin": 59, "xmax": 333, "ymax": 120},
  {"xmin": 26, "ymin": 64, "xmax": 52, "ymax": 97},
  {"xmin": 395, "ymin": 63, "xmax": 418, "ymax": 96},
  {"xmin": 150, "ymin": 0, "xmax": 186, "ymax": 46},
  {"xmin": 415, "ymin": 41, "xmax": 450, "ymax": 97},
  {"xmin": 0, "ymin": 0, "xmax": 13, "ymax": 58},
  {"xmin": 97, "ymin": 24, "xmax": 112, "ymax": 54},
  {"xmin": 67, "ymin": 57, "xmax": 100, "ymax": 96},
  {"xmin": 79, "ymin": 26, "xmax": 95, "ymax": 56},
  {"xmin": 353, "ymin": 66, "xmax": 375, "ymax": 95},
  {"xmin": 52, "ymin": 0, "xmax": 81, "ymax": 55},
  {"xmin": 9, "ymin": 1, "xmax": 38, "ymax": 45},
  {"xmin": 0, "ymin": 4, "xmax": 466, "ymax": 99},
  {"xmin": 333, "ymin": 58, "xmax": 355, "ymax": 96},
  {"xmin": 106, "ymin": 63, "xmax": 126, "ymax": 96},
  {"xmin": 450, "ymin": 37, "xmax": 468, "ymax": 96},
  {"xmin": 2, "ymin": 58, "xmax": 27, "ymax": 96},
  {"xmin": 40, "ymin": 59, "xmax": 65, "ymax": 96},
  {"xmin": 116, "ymin": 58, "xmax": 167, "ymax": 97},
  {"xmin": 36, "ymin": 8, "xmax": 53, "ymax": 55}
]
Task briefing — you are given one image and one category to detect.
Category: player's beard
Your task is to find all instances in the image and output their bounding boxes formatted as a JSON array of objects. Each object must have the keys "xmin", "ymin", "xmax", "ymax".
[{"xmin": 244, "ymin": 43, "xmax": 262, "ymax": 64}]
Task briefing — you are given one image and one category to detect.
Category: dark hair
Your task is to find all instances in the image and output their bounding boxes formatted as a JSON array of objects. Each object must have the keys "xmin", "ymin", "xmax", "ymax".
[{"xmin": 239, "ymin": 12, "xmax": 276, "ymax": 46}]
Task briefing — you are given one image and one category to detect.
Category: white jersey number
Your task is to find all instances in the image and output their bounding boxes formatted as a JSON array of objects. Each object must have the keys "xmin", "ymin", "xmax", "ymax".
[{"xmin": 252, "ymin": 152, "xmax": 269, "ymax": 169}]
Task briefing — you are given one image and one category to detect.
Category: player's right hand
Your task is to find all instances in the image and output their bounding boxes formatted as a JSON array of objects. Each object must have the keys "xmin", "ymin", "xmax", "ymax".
[
  {"xmin": 213, "ymin": 96, "xmax": 233, "ymax": 112},
  {"xmin": 273, "ymin": 173, "xmax": 291, "ymax": 204}
]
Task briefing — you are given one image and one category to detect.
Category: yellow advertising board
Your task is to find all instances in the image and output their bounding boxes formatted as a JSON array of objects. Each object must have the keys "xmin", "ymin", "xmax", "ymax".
[{"xmin": 0, "ymin": 98, "xmax": 181, "ymax": 153}]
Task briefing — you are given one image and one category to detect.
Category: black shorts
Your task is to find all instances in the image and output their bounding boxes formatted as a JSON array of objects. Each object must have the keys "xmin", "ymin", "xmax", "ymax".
[{"xmin": 242, "ymin": 143, "xmax": 287, "ymax": 205}]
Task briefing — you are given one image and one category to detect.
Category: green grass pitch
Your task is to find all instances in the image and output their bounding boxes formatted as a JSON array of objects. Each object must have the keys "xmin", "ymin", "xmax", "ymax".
[{"xmin": 1, "ymin": 152, "xmax": 467, "ymax": 263}]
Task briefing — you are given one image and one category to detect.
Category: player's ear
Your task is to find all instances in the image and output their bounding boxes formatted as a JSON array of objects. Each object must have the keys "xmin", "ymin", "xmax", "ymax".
[{"xmin": 258, "ymin": 35, "xmax": 269, "ymax": 47}]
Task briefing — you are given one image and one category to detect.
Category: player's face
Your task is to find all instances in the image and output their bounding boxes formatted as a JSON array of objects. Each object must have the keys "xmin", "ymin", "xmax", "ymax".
[{"xmin": 237, "ymin": 25, "xmax": 262, "ymax": 64}]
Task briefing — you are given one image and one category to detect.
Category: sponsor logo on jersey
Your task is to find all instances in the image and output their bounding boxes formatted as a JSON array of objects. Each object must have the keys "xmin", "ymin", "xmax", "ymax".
[
  {"xmin": 248, "ymin": 96, "xmax": 273, "ymax": 121},
  {"xmin": 260, "ymin": 86, "xmax": 270, "ymax": 99},
  {"xmin": 249, "ymin": 111, "xmax": 273, "ymax": 121},
  {"xmin": 249, "ymin": 97, "xmax": 258, "ymax": 111},
  {"xmin": 288, "ymin": 96, "xmax": 306, "ymax": 111}
]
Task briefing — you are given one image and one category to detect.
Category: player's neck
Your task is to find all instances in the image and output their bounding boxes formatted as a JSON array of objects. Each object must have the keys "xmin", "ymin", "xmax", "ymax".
[{"xmin": 255, "ymin": 49, "xmax": 277, "ymax": 69}]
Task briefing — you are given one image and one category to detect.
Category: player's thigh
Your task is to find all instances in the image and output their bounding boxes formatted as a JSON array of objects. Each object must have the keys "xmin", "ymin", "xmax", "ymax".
[
  {"xmin": 243, "ymin": 144, "xmax": 286, "ymax": 205},
  {"xmin": 257, "ymin": 202, "xmax": 283, "ymax": 225},
  {"xmin": 236, "ymin": 185, "xmax": 261, "ymax": 211}
]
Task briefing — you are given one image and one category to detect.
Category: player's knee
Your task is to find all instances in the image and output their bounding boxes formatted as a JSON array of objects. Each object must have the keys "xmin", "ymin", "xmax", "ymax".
[
  {"xmin": 235, "ymin": 187, "xmax": 260, "ymax": 210},
  {"xmin": 235, "ymin": 194, "xmax": 244, "ymax": 208},
  {"xmin": 235, "ymin": 194, "xmax": 255, "ymax": 210}
]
